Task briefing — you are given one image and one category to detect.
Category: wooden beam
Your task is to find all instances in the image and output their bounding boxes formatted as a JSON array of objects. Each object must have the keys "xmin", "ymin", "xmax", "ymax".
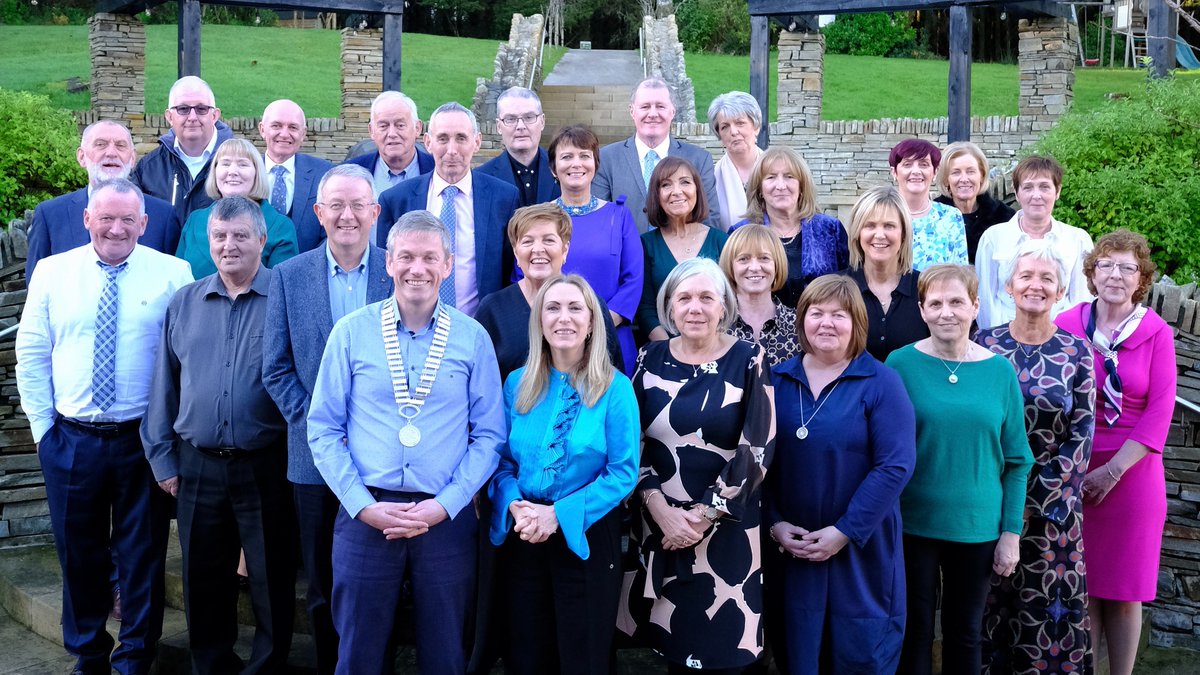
[
  {"xmin": 1147, "ymin": 0, "xmax": 1176, "ymax": 76},
  {"xmin": 750, "ymin": 15, "xmax": 771, "ymax": 149},
  {"xmin": 178, "ymin": 0, "xmax": 201, "ymax": 79},
  {"xmin": 383, "ymin": 13, "xmax": 403, "ymax": 92},
  {"xmin": 948, "ymin": 4, "xmax": 972, "ymax": 141},
  {"xmin": 99, "ymin": 0, "xmax": 402, "ymax": 15}
]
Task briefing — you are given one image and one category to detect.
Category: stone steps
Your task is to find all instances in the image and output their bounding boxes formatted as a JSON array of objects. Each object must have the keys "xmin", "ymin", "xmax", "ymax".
[{"xmin": 539, "ymin": 83, "xmax": 635, "ymax": 147}]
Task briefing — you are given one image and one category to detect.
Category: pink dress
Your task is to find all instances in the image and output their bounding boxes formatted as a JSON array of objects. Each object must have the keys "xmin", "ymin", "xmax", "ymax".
[{"xmin": 1056, "ymin": 303, "xmax": 1176, "ymax": 601}]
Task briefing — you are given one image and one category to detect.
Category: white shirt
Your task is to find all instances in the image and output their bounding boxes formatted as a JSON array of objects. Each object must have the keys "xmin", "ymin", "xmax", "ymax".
[
  {"xmin": 16, "ymin": 244, "xmax": 194, "ymax": 441},
  {"xmin": 264, "ymin": 154, "xmax": 297, "ymax": 214},
  {"xmin": 976, "ymin": 212, "xmax": 1095, "ymax": 329},
  {"xmin": 427, "ymin": 171, "xmax": 479, "ymax": 316},
  {"xmin": 172, "ymin": 132, "xmax": 219, "ymax": 179},
  {"xmin": 635, "ymin": 136, "xmax": 671, "ymax": 179}
]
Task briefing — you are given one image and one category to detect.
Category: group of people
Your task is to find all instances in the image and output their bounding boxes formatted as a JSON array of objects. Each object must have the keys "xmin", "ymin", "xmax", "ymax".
[{"xmin": 13, "ymin": 69, "xmax": 1176, "ymax": 675}]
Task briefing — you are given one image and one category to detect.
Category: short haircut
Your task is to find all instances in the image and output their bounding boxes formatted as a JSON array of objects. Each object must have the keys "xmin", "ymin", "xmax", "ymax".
[
  {"xmin": 168, "ymin": 75, "xmax": 216, "ymax": 107},
  {"xmin": 507, "ymin": 203, "xmax": 573, "ymax": 248},
  {"xmin": 644, "ymin": 156, "xmax": 710, "ymax": 229},
  {"xmin": 317, "ymin": 163, "xmax": 375, "ymax": 203},
  {"xmin": 429, "ymin": 102, "xmax": 479, "ymax": 135},
  {"xmin": 846, "ymin": 184, "xmax": 913, "ymax": 273},
  {"xmin": 208, "ymin": 195, "xmax": 267, "ymax": 239},
  {"xmin": 89, "ymin": 177, "xmax": 146, "ymax": 217},
  {"xmin": 370, "ymin": 90, "xmax": 419, "ymax": 122},
  {"xmin": 917, "ymin": 263, "xmax": 979, "ymax": 303},
  {"xmin": 706, "ymin": 91, "xmax": 763, "ymax": 137},
  {"xmin": 80, "ymin": 120, "xmax": 133, "ymax": 149},
  {"xmin": 386, "ymin": 210, "xmax": 452, "ymax": 258},
  {"xmin": 935, "ymin": 141, "xmax": 990, "ymax": 195},
  {"xmin": 888, "ymin": 138, "xmax": 942, "ymax": 171},
  {"xmin": 718, "ymin": 224, "xmax": 789, "ymax": 293},
  {"xmin": 204, "ymin": 138, "xmax": 270, "ymax": 201},
  {"xmin": 1083, "ymin": 228, "xmax": 1156, "ymax": 303},
  {"xmin": 656, "ymin": 257, "xmax": 738, "ymax": 336},
  {"xmin": 1012, "ymin": 154, "xmax": 1064, "ymax": 192},
  {"xmin": 631, "ymin": 76, "xmax": 675, "ymax": 103},
  {"xmin": 547, "ymin": 125, "xmax": 601, "ymax": 176},
  {"xmin": 496, "ymin": 86, "xmax": 542, "ymax": 113},
  {"xmin": 742, "ymin": 146, "xmax": 819, "ymax": 224},
  {"xmin": 1003, "ymin": 238, "xmax": 1068, "ymax": 293},
  {"xmin": 794, "ymin": 274, "xmax": 869, "ymax": 359}
]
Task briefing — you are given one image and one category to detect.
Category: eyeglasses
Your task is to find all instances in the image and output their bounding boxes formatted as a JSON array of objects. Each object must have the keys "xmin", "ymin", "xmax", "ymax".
[
  {"xmin": 170, "ymin": 105, "xmax": 214, "ymax": 117},
  {"xmin": 319, "ymin": 201, "xmax": 375, "ymax": 214},
  {"xmin": 497, "ymin": 113, "xmax": 542, "ymax": 127},
  {"xmin": 1095, "ymin": 259, "xmax": 1140, "ymax": 276}
]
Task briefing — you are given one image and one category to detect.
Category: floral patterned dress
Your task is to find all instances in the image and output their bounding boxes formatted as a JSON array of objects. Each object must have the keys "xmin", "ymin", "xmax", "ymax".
[
  {"xmin": 975, "ymin": 326, "xmax": 1095, "ymax": 675},
  {"xmin": 618, "ymin": 339, "xmax": 776, "ymax": 670}
]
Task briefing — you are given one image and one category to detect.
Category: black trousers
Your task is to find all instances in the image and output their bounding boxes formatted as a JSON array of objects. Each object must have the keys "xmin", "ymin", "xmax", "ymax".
[
  {"xmin": 898, "ymin": 534, "xmax": 996, "ymax": 675},
  {"xmin": 497, "ymin": 508, "xmax": 623, "ymax": 675},
  {"xmin": 293, "ymin": 481, "xmax": 341, "ymax": 675},
  {"xmin": 177, "ymin": 442, "xmax": 297, "ymax": 675}
]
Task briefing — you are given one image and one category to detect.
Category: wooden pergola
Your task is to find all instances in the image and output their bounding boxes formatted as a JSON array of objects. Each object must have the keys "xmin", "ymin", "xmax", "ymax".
[
  {"xmin": 746, "ymin": 0, "xmax": 1176, "ymax": 146},
  {"xmin": 95, "ymin": 0, "xmax": 406, "ymax": 90}
]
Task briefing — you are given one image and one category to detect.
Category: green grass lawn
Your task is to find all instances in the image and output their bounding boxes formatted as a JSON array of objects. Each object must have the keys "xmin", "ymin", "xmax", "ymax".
[{"xmin": 0, "ymin": 23, "xmax": 1160, "ymax": 121}]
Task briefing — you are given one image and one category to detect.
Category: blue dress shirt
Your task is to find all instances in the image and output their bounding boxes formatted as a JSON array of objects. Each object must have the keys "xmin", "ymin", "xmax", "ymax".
[{"xmin": 326, "ymin": 245, "xmax": 370, "ymax": 323}]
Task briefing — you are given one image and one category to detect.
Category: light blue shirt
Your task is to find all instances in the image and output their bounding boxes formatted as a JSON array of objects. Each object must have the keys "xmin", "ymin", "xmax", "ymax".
[
  {"xmin": 325, "ymin": 245, "xmax": 370, "ymax": 323},
  {"xmin": 489, "ymin": 367, "xmax": 640, "ymax": 559},
  {"xmin": 307, "ymin": 299, "xmax": 505, "ymax": 519},
  {"xmin": 371, "ymin": 152, "xmax": 420, "ymax": 198},
  {"xmin": 911, "ymin": 200, "xmax": 968, "ymax": 271}
]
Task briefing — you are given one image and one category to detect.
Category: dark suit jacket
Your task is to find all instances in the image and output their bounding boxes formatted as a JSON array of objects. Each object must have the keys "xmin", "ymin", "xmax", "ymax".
[
  {"xmin": 25, "ymin": 188, "xmax": 182, "ymax": 280},
  {"xmin": 262, "ymin": 244, "xmax": 393, "ymax": 484},
  {"xmin": 477, "ymin": 148, "xmax": 561, "ymax": 207},
  {"xmin": 375, "ymin": 170, "xmax": 520, "ymax": 305},
  {"xmin": 344, "ymin": 148, "xmax": 434, "ymax": 183},
  {"xmin": 287, "ymin": 153, "xmax": 335, "ymax": 253},
  {"xmin": 592, "ymin": 135, "xmax": 719, "ymax": 233}
]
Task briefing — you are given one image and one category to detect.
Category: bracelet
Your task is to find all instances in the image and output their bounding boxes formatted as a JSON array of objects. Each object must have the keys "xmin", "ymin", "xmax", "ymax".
[
  {"xmin": 1106, "ymin": 464, "xmax": 1121, "ymax": 482},
  {"xmin": 642, "ymin": 489, "xmax": 662, "ymax": 505},
  {"xmin": 768, "ymin": 523, "xmax": 780, "ymax": 543}
]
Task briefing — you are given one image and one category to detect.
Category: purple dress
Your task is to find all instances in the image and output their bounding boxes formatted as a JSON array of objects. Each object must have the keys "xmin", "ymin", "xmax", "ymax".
[{"xmin": 562, "ymin": 201, "xmax": 644, "ymax": 376}]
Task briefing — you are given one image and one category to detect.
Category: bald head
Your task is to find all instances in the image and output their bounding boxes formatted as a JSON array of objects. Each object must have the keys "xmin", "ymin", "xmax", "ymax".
[{"xmin": 259, "ymin": 99, "xmax": 308, "ymax": 163}]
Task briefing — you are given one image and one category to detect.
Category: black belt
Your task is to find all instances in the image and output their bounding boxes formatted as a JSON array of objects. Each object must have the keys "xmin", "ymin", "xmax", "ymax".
[
  {"xmin": 367, "ymin": 487, "xmax": 433, "ymax": 501},
  {"xmin": 193, "ymin": 446, "xmax": 243, "ymax": 458},
  {"xmin": 58, "ymin": 416, "xmax": 141, "ymax": 438}
]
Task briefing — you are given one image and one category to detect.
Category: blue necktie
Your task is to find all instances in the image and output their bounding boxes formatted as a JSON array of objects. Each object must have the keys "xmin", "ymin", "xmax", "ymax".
[
  {"xmin": 643, "ymin": 149, "xmax": 660, "ymax": 189},
  {"xmin": 269, "ymin": 164, "xmax": 288, "ymax": 214},
  {"xmin": 92, "ymin": 261, "xmax": 126, "ymax": 412},
  {"xmin": 439, "ymin": 185, "xmax": 459, "ymax": 308}
]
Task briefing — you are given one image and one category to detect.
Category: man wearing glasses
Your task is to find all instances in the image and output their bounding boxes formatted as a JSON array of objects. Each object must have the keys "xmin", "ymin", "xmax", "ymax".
[
  {"xmin": 479, "ymin": 87, "xmax": 560, "ymax": 207},
  {"xmin": 132, "ymin": 76, "xmax": 234, "ymax": 224}
]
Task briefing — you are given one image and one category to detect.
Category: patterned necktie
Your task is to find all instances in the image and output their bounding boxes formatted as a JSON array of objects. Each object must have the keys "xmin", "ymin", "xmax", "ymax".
[
  {"xmin": 92, "ymin": 261, "xmax": 126, "ymax": 412},
  {"xmin": 269, "ymin": 164, "xmax": 288, "ymax": 214},
  {"xmin": 642, "ymin": 149, "xmax": 660, "ymax": 190},
  {"xmin": 438, "ymin": 185, "xmax": 459, "ymax": 307}
]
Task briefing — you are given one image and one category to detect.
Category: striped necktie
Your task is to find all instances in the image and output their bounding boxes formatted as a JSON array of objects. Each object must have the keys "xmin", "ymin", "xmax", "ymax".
[
  {"xmin": 92, "ymin": 261, "xmax": 126, "ymax": 411},
  {"xmin": 439, "ymin": 185, "xmax": 459, "ymax": 307}
]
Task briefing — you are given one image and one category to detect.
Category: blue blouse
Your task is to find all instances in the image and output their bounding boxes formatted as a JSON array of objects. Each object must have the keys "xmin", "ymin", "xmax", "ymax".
[
  {"xmin": 911, "ymin": 201, "xmax": 967, "ymax": 271},
  {"xmin": 489, "ymin": 367, "xmax": 640, "ymax": 559}
]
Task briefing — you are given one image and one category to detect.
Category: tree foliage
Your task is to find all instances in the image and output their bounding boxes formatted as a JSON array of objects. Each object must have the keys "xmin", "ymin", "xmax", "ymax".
[
  {"xmin": 0, "ymin": 88, "xmax": 86, "ymax": 224},
  {"xmin": 675, "ymin": 0, "xmax": 753, "ymax": 54},
  {"xmin": 822, "ymin": 12, "xmax": 917, "ymax": 57}
]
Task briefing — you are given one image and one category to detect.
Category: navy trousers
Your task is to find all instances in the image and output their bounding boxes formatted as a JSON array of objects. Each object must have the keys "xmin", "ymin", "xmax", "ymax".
[
  {"xmin": 38, "ymin": 420, "xmax": 168, "ymax": 675},
  {"xmin": 293, "ymin": 481, "xmax": 341, "ymax": 675},
  {"xmin": 331, "ymin": 491, "xmax": 477, "ymax": 675}
]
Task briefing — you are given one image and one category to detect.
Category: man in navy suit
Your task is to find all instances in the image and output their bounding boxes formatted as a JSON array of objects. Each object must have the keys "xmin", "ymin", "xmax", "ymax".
[
  {"xmin": 262, "ymin": 164, "xmax": 392, "ymax": 675},
  {"xmin": 259, "ymin": 99, "xmax": 334, "ymax": 254},
  {"xmin": 376, "ymin": 103, "xmax": 519, "ymax": 317},
  {"xmin": 345, "ymin": 91, "xmax": 434, "ymax": 199},
  {"xmin": 592, "ymin": 76, "xmax": 720, "ymax": 233},
  {"xmin": 26, "ymin": 120, "xmax": 181, "ymax": 280},
  {"xmin": 478, "ymin": 87, "xmax": 560, "ymax": 208}
]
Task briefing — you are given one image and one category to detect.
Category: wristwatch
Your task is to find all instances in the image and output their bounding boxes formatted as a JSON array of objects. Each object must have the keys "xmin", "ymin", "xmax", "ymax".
[{"xmin": 700, "ymin": 505, "xmax": 720, "ymax": 522}]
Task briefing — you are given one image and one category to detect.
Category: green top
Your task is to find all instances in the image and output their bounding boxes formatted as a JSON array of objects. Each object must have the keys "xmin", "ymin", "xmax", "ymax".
[
  {"xmin": 176, "ymin": 201, "xmax": 299, "ymax": 279},
  {"xmin": 885, "ymin": 344, "xmax": 1033, "ymax": 543},
  {"xmin": 636, "ymin": 225, "xmax": 729, "ymax": 332}
]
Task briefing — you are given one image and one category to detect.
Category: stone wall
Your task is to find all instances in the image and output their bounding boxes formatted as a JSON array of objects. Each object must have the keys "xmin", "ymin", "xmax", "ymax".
[
  {"xmin": 642, "ymin": 14, "xmax": 696, "ymax": 124},
  {"xmin": 472, "ymin": 14, "xmax": 546, "ymax": 123}
]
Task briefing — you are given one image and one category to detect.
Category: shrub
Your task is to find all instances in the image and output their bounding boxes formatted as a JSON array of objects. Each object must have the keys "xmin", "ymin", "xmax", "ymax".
[
  {"xmin": 675, "ymin": 0, "xmax": 752, "ymax": 54},
  {"xmin": 823, "ymin": 12, "xmax": 917, "ymax": 57},
  {"xmin": 1034, "ymin": 76, "xmax": 1200, "ymax": 281},
  {"xmin": 0, "ymin": 88, "xmax": 86, "ymax": 223}
]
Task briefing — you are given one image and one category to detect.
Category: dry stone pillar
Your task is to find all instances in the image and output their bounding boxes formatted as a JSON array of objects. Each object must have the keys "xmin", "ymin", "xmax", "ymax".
[
  {"xmin": 89, "ymin": 12, "xmax": 146, "ymax": 122},
  {"xmin": 1018, "ymin": 17, "xmax": 1078, "ymax": 130},
  {"xmin": 777, "ymin": 30, "xmax": 824, "ymax": 130},
  {"xmin": 341, "ymin": 29, "xmax": 382, "ymax": 141}
]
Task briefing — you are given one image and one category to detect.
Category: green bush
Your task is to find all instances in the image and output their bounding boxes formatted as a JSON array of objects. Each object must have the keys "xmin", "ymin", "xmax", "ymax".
[
  {"xmin": 1034, "ymin": 76, "xmax": 1200, "ymax": 281},
  {"xmin": 822, "ymin": 12, "xmax": 916, "ymax": 57},
  {"xmin": 676, "ymin": 0, "xmax": 752, "ymax": 54},
  {"xmin": 0, "ymin": 88, "xmax": 86, "ymax": 224}
]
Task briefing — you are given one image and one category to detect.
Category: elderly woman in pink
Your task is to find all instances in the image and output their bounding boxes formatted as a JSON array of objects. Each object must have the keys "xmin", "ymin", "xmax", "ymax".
[{"xmin": 1055, "ymin": 229, "xmax": 1177, "ymax": 675}]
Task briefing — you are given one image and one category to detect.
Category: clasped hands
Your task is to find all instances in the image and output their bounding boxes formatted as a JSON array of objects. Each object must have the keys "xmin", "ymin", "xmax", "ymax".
[
  {"xmin": 770, "ymin": 522, "xmax": 849, "ymax": 562},
  {"xmin": 510, "ymin": 500, "xmax": 559, "ymax": 543},
  {"xmin": 648, "ymin": 496, "xmax": 712, "ymax": 551},
  {"xmin": 358, "ymin": 498, "xmax": 448, "ymax": 539}
]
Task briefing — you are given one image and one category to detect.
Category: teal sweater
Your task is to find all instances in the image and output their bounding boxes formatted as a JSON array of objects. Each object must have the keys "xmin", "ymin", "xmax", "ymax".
[
  {"xmin": 885, "ymin": 344, "xmax": 1033, "ymax": 542},
  {"xmin": 177, "ymin": 201, "xmax": 299, "ymax": 279}
]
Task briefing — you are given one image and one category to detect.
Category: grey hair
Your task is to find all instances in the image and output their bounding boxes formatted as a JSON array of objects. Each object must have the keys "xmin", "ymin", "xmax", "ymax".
[
  {"xmin": 706, "ymin": 91, "xmax": 762, "ymax": 137},
  {"xmin": 168, "ymin": 75, "xmax": 215, "ymax": 107},
  {"xmin": 386, "ymin": 210, "xmax": 453, "ymax": 258},
  {"xmin": 631, "ymin": 76, "xmax": 675, "ymax": 103},
  {"xmin": 496, "ymin": 86, "xmax": 542, "ymax": 113},
  {"xmin": 208, "ymin": 195, "xmax": 267, "ymax": 239},
  {"xmin": 317, "ymin": 164, "xmax": 375, "ymax": 203},
  {"xmin": 429, "ymin": 102, "xmax": 479, "ymax": 135},
  {"xmin": 89, "ymin": 177, "xmax": 145, "ymax": 218},
  {"xmin": 656, "ymin": 257, "xmax": 738, "ymax": 336},
  {"xmin": 1003, "ymin": 238, "xmax": 1068, "ymax": 293},
  {"xmin": 370, "ymin": 90, "xmax": 420, "ymax": 122},
  {"xmin": 80, "ymin": 120, "xmax": 133, "ymax": 149}
]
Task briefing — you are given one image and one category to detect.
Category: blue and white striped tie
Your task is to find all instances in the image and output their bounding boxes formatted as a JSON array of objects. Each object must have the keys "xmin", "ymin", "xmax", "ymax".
[
  {"xmin": 92, "ymin": 261, "xmax": 126, "ymax": 411},
  {"xmin": 438, "ymin": 185, "xmax": 459, "ymax": 308}
]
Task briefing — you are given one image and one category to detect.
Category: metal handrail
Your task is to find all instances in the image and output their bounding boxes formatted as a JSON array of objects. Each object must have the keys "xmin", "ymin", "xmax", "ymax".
[{"xmin": 0, "ymin": 324, "xmax": 17, "ymax": 340}]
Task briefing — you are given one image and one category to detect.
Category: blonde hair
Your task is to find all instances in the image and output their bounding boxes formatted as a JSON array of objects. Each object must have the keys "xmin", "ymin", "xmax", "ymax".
[
  {"xmin": 515, "ymin": 275, "xmax": 614, "ymax": 413},
  {"xmin": 204, "ymin": 138, "xmax": 269, "ymax": 201},
  {"xmin": 847, "ymin": 185, "xmax": 913, "ymax": 273},
  {"xmin": 918, "ymin": 264, "xmax": 979, "ymax": 303},
  {"xmin": 742, "ymin": 146, "xmax": 818, "ymax": 224},
  {"xmin": 935, "ymin": 141, "xmax": 991, "ymax": 196},
  {"xmin": 718, "ymin": 224, "xmax": 788, "ymax": 292},
  {"xmin": 507, "ymin": 202, "xmax": 573, "ymax": 248}
]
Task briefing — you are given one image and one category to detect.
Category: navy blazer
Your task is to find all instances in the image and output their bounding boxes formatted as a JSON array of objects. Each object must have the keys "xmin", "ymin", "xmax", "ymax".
[
  {"xmin": 592, "ymin": 135, "xmax": 720, "ymax": 233},
  {"xmin": 375, "ymin": 170, "xmax": 519, "ymax": 305},
  {"xmin": 262, "ymin": 244, "xmax": 393, "ymax": 484},
  {"xmin": 344, "ymin": 147, "xmax": 435, "ymax": 182},
  {"xmin": 287, "ymin": 153, "xmax": 335, "ymax": 253},
  {"xmin": 477, "ymin": 148, "xmax": 561, "ymax": 207},
  {"xmin": 25, "ymin": 187, "xmax": 182, "ymax": 280}
]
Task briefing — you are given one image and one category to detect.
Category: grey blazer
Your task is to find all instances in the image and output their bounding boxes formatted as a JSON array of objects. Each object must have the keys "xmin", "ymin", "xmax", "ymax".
[{"xmin": 591, "ymin": 135, "xmax": 719, "ymax": 233}]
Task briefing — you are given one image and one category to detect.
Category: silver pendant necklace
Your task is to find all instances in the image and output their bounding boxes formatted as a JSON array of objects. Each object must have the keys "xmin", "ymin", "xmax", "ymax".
[
  {"xmin": 936, "ymin": 345, "xmax": 968, "ymax": 384},
  {"xmin": 797, "ymin": 380, "xmax": 842, "ymax": 440}
]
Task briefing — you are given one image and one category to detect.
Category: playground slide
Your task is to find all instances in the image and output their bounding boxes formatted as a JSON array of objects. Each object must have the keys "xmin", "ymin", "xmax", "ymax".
[{"xmin": 1178, "ymin": 37, "xmax": 1200, "ymax": 70}]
